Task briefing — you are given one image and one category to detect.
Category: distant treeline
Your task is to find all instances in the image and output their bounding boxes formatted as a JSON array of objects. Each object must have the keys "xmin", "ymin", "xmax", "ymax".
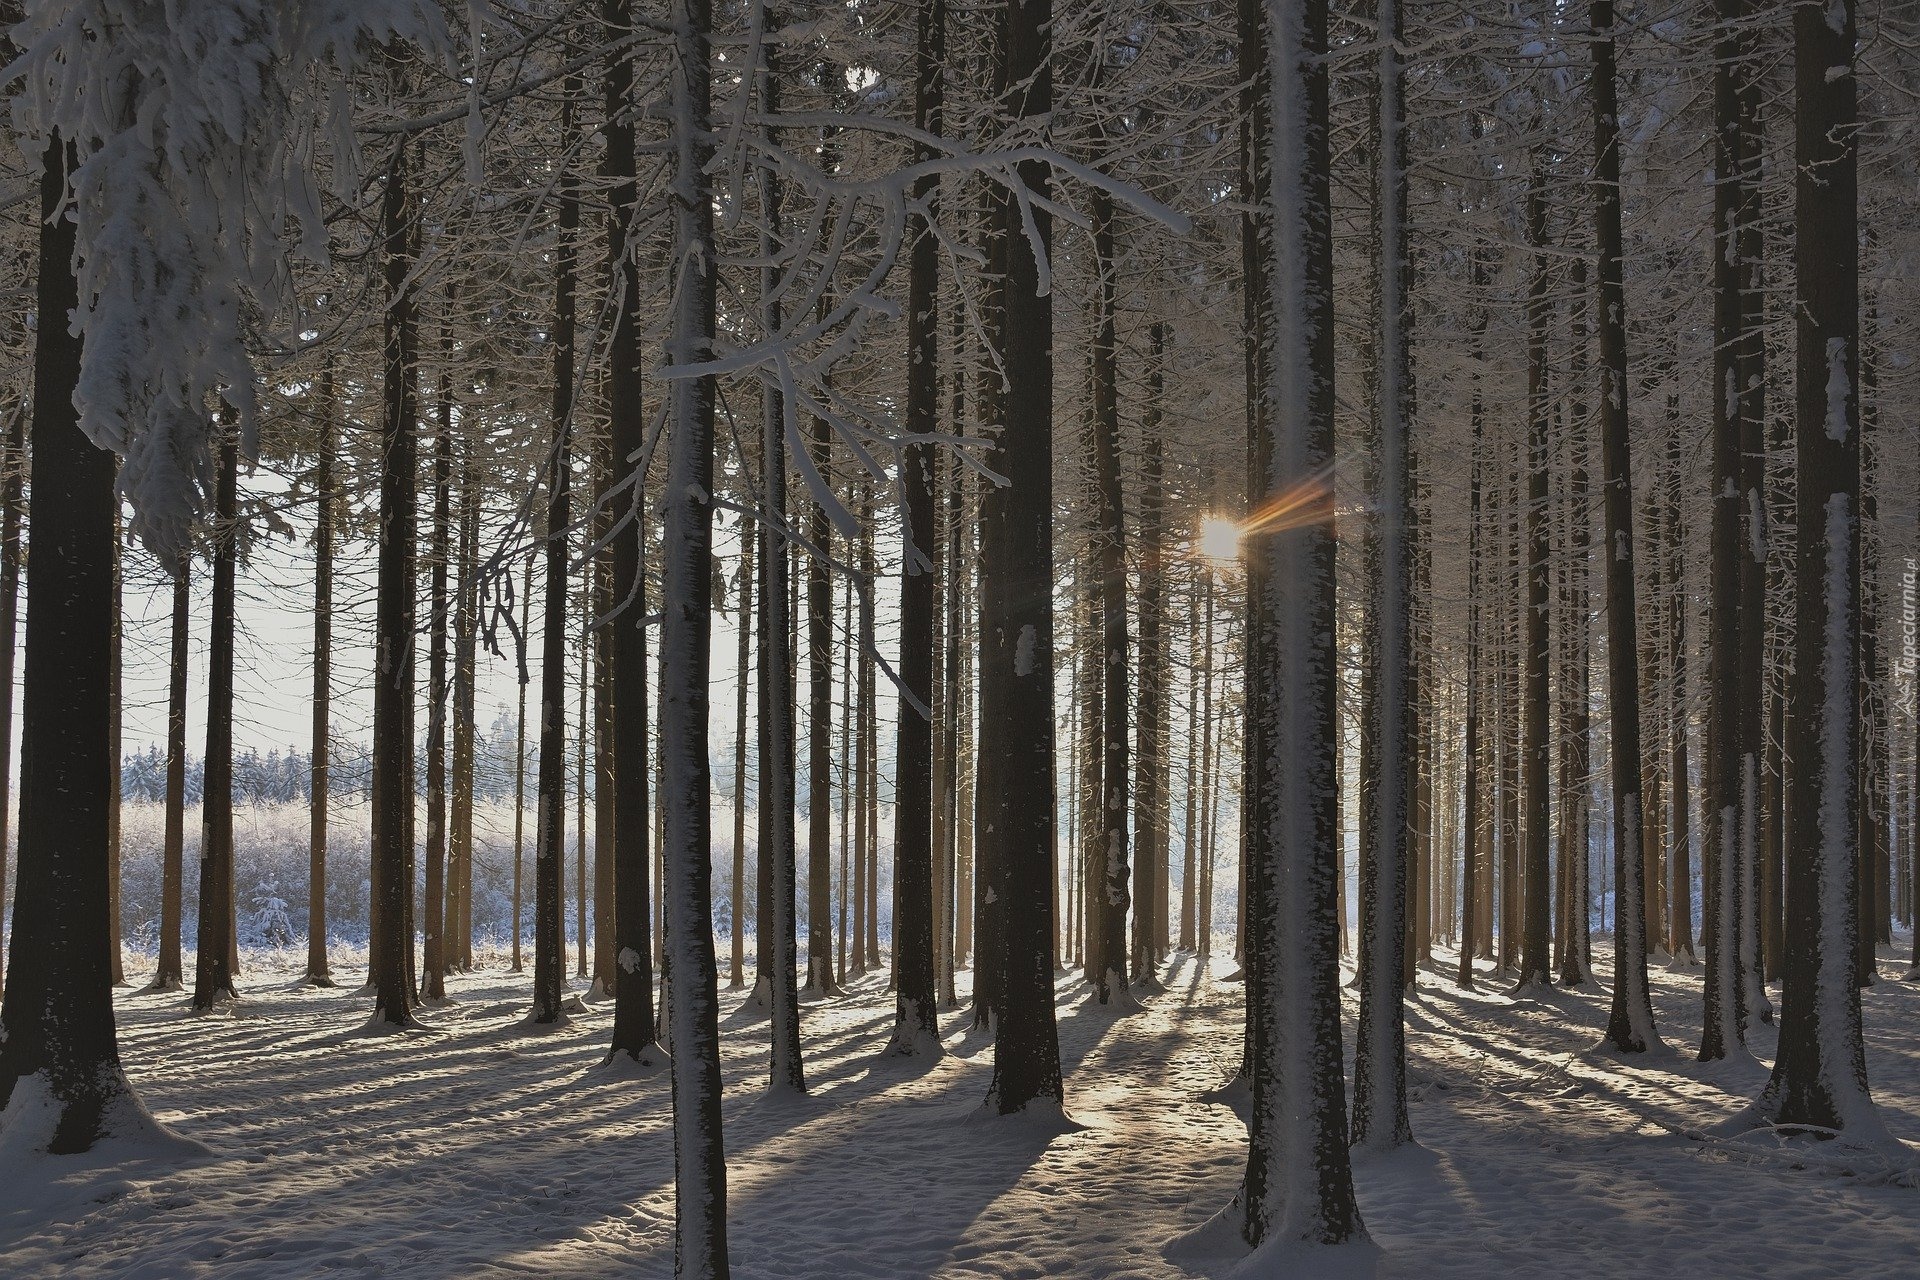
[{"xmin": 121, "ymin": 710, "xmax": 536, "ymax": 806}]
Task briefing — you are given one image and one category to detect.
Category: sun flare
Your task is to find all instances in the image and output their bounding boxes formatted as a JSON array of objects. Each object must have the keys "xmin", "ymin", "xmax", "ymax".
[{"xmin": 1198, "ymin": 515, "xmax": 1241, "ymax": 564}]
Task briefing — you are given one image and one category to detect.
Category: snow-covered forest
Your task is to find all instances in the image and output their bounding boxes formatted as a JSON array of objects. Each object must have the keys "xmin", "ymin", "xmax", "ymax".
[{"xmin": 1, "ymin": 0, "xmax": 1917, "ymax": 1275}]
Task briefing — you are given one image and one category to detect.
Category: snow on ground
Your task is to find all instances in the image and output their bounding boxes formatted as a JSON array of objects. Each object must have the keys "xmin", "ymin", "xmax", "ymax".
[{"xmin": 4, "ymin": 940, "xmax": 1918, "ymax": 1278}]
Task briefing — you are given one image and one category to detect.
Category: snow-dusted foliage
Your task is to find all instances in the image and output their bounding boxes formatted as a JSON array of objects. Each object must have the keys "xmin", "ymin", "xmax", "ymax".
[{"xmin": 3, "ymin": 1, "xmax": 451, "ymax": 558}]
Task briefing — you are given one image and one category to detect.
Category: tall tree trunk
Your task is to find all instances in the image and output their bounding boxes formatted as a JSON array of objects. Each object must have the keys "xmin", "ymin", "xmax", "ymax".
[
  {"xmin": 1749, "ymin": 0, "xmax": 1877, "ymax": 1137},
  {"xmin": 107, "ymin": 523, "xmax": 123, "ymax": 987},
  {"xmin": 1665, "ymin": 430, "xmax": 1694, "ymax": 969},
  {"xmin": 148, "ymin": 559, "xmax": 190, "ymax": 994},
  {"xmin": 530, "ymin": 74, "xmax": 580, "ymax": 1028},
  {"xmin": 970, "ymin": 198, "xmax": 1006, "ymax": 1035},
  {"xmin": 1592, "ymin": 0, "xmax": 1658, "ymax": 1053},
  {"xmin": 1198, "ymin": 573, "xmax": 1217, "ymax": 958},
  {"xmin": 605, "ymin": 0, "xmax": 661, "ymax": 1066},
  {"xmin": 1353, "ymin": 0, "xmax": 1414, "ymax": 1147},
  {"xmin": 451, "ymin": 441, "xmax": 479, "ymax": 972},
  {"xmin": 1856, "ymin": 297, "xmax": 1882, "ymax": 988},
  {"xmin": 947, "ymin": 459, "xmax": 969, "ymax": 975},
  {"xmin": 1458, "ymin": 331, "xmax": 1484, "ymax": 991},
  {"xmin": 1135, "ymin": 323, "xmax": 1168, "ymax": 978},
  {"xmin": 1180, "ymin": 583, "xmax": 1199, "ymax": 954},
  {"xmin": 420, "ymin": 351, "xmax": 453, "ymax": 1002},
  {"xmin": 1498, "ymin": 447, "xmax": 1520, "ymax": 972},
  {"xmin": 0, "ymin": 137, "xmax": 156, "ymax": 1149},
  {"xmin": 1517, "ymin": 163, "xmax": 1552, "ymax": 990},
  {"xmin": 981, "ymin": 0, "xmax": 1063, "ymax": 1114},
  {"xmin": 0, "ymin": 403, "xmax": 18, "ymax": 1000},
  {"xmin": 1734, "ymin": 45, "xmax": 1769, "ymax": 1010},
  {"xmin": 886, "ymin": 0, "xmax": 944, "ymax": 1060},
  {"xmin": 592, "ymin": 419, "xmax": 617, "ymax": 998},
  {"xmin": 576, "ymin": 548, "xmax": 591, "ymax": 980},
  {"xmin": 512, "ymin": 549, "xmax": 532, "ymax": 973},
  {"xmin": 660, "ymin": 0, "xmax": 731, "ymax": 1263},
  {"xmin": 303, "ymin": 366, "xmax": 336, "ymax": 989},
  {"xmin": 804, "ymin": 427, "xmax": 839, "ymax": 999},
  {"xmin": 366, "ymin": 110, "xmax": 421, "ymax": 1029},
  {"xmin": 731, "ymin": 523, "xmax": 753, "ymax": 990},
  {"xmin": 1089, "ymin": 181, "xmax": 1132, "ymax": 1006},
  {"xmin": 190, "ymin": 432, "xmax": 240, "ymax": 1011},
  {"xmin": 1560, "ymin": 276, "xmax": 1595, "ymax": 987},
  {"xmin": 1239, "ymin": 0, "xmax": 1364, "ymax": 1246},
  {"xmin": 755, "ymin": 32, "xmax": 804, "ymax": 1094}
]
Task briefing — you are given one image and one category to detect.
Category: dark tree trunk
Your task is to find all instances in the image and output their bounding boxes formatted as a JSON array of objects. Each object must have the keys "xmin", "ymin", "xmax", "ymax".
[
  {"xmin": 981, "ymin": 0, "xmax": 1063, "ymax": 1114},
  {"xmin": 0, "ymin": 402, "xmax": 18, "ymax": 1000},
  {"xmin": 604, "ymin": 0, "xmax": 660, "ymax": 1066},
  {"xmin": 1135, "ymin": 323, "xmax": 1169, "ymax": 979},
  {"xmin": 1517, "ymin": 167, "xmax": 1552, "ymax": 991},
  {"xmin": 302, "ymin": 365, "xmax": 336, "ymax": 989},
  {"xmin": 1856, "ymin": 296, "xmax": 1883, "ymax": 987},
  {"xmin": 1750, "ymin": 0, "xmax": 1876, "ymax": 1136},
  {"xmin": 190, "ymin": 432, "xmax": 241, "ymax": 1012},
  {"xmin": 970, "ymin": 192, "xmax": 1007, "ymax": 1036},
  {"xmin": 1559, "ymin": 274, "xmax": 1594, "ymax": 987},
  {"xmin": 1592, "ymin": 0, "xmax": 1658, "ymax": 1053},
  {"xmin": 753, "ymin": 33, "xmax": 804, "ymax": 1094},
  {"xmin": 947, "ymin": 455, "xmax": 968, "ymax": 976},
  {"xmin": 661, "ymin": 0, "xmax": 730, "ymax": 1264},
  {"xmin": 420, "ymin": 352, "xmax": 453, "ymax": 1003},
  {"xmin": 147, "ymin": 559, "xmax": 190, "ymax": 994},
  {"xmin": 592, "ymin": 420, "xmax": 616, "ymax": 997},
  {"xmin": 804, "ymin": 409, "xmax": 839, "ymax": 999},
  {"xmin": 0, "ymin": 138, "xmax": 152, "ymax": 1149},
  {"xmin": 1353, "ymin": 0, "xmax": 1414, "ymax": 1147},
  {"xmin": 731, "ymin": 523, "xmax": 753, "ymax": 990},
  {"xmin": 511, "ymin": 550, "xmax": 531, "ymax": 973},
  {"xmin": 450, "ymin": 440, "xmax": 478, "ymax": 973},
  {"xmin": 1089, "ymin": 180, "xmax": 1132, "ymax": 1006},
  {"xmin": 366, "ymin": 110, "xmax": 421, "ymax": 1030},
  {"xmin": 886, "ymin": 0, "xmax": 944, "ymax": 1059},
  {"xmin": 1664, "ymin": 430, "xmax": 1694, "ymax": 970},
  {"xmin": 1458, "ymin": 321, "xmax": 1484, "ymax": 992},
  {"xmin": 530, "ymin": 76, "xmax": 580, "ymax": 1028},
  {"xmin": 1239, "ymin": 0, "xmax": 1364, "ymax": 1247}
]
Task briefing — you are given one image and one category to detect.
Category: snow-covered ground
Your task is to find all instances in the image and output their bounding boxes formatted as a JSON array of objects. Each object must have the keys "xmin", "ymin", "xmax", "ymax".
[{"xmin": 5, "ymin": 941, "xmax": 1918, "ymax": 1278}]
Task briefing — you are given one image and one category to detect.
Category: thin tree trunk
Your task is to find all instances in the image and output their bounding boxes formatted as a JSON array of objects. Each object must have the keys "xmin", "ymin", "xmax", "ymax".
[
  {"xmin": 0, "ymin": 402, "xmax": 19, "ymax": 1000},
  {"xmin": 149, "ymin": 560, "xmax": 190, "ymax": 994},
  {"xmin": 755, "ymin": 24, "xmax": 803, "ymax": 1092},
  {"xmin": 1560, "ymin": 277, "xmax": 1595, "ymax": 987},
  {"xmin": 451, "ymin": 439, "xmax": 478, "ymax": 973},
  {"xmin": 1354, "ymin": 0, "xmax": 1414, "ymax": 1145},
  {"xmin": 1592, "ymin": 0, "xmax": 1658, "ymax": 1052},
  {"xmin": 804, "ymin": 422, "xmax": 839, "ymax": 999},
  {"xmin": 302, "ymin": 366, "xmax": 336, "ymax": 988},
  {"xmin": 605, "ymin": 0, "xmax": 660, "ymax": 1065},
  {"xmin": 1088, "ymin": 180, "xmax": 1132, "ymax": 1006},
  {"xmin": 1135, "ymin": 323, "xmax": 1168, "ymax": 978},
  {"xmin": 886, "ymin": 0, "xmax": 943, "ymax": 1057},
  {"xmin": 420, "ymin": 350, "xmax": 453, "ymax": 1003},
  {"xmin": 731, "ymin": 523, "xmax": 753, "ymax": 989},
  {"xmin": 529, "ymin": 73, "xmax": 580, "ymax": 1028},
  {"xmin": 1516, "ymin": 165, "xmax": 1552, "ymax": 990},
  {"xmin": 1458, "ymin": 346, "xmax": 1484, "ymax": 991},
  {"xmin": 592, "ymin": 419, "xmax": 617, "ymax": 998},
  {"xmin": 190, "ymin": 432, "xmax": 240, "ymax": 1011},
  {"xmin": 511, "ymin": 549, "xmax": 531, "ymax": 973}
]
